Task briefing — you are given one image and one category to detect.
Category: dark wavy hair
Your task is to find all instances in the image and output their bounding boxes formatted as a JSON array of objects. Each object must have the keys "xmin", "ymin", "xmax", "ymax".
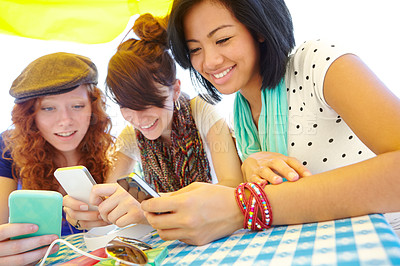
[
  {"xmin": 167, "ymin": 0, "xmax": 295, "ymax": 104},
  {"xmin": 106, "ymin": 13, "xmax": 177, "ymax": 111},
  {"xmin": 2, "ymin": 85, "xmax": 115, "ymax": 190}
]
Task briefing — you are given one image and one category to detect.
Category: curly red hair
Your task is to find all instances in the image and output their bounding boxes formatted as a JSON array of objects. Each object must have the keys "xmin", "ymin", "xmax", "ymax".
[{"xmin": 2, "ymin": 85, "xmax": 114, "ymax": 190}]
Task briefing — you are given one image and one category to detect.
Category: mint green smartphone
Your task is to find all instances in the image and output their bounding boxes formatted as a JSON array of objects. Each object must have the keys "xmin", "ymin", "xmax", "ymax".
[{"xmin": 8, "ymin": 190, "xmax": 63, "ymax": 240}]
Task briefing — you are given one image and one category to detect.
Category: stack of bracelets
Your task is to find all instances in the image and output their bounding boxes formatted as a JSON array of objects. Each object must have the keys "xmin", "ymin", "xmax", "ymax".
[{"xmin": 234, "ymin": 182, "xmax": 273, "ymax": 231}]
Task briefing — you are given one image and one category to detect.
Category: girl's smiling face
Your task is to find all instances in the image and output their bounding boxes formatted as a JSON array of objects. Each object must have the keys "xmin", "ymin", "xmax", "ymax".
[
  {"xmin": 120, "ymin": 81, "xmax": 180, "ymax": 142},
  {"xmin": 34, "ymin": 84, "xmax": 92, "ymax": 155},
  {"xmin": 183, "ymin": 0, "xmax": 263, "ymax": 95}
]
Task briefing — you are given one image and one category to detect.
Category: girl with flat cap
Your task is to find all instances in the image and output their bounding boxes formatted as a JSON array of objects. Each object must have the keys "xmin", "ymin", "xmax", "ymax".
[{"xmin": 0, "ymin": 52, "xmax": 114, "ymax": 265}]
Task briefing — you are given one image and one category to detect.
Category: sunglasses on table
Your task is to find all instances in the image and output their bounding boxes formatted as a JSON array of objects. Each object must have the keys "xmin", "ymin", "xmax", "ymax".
[
  {"xmin": 105, "ymin": 236, "xmax": 152, "ymax": 265},
  {"xmin": 40, "ymin": 235, "xmax": 162, "ymax": 266}
]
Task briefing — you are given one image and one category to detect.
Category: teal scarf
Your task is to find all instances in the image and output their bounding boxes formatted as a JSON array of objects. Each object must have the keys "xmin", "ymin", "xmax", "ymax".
[{"xmin": 233, "ymin": 79, "xmax": 288, "ymax": 161}]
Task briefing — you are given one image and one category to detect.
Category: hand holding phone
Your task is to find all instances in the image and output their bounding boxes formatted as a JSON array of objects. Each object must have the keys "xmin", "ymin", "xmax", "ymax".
[
  {"xmin": 54, "ymin": 165, "xmax": 98, "ymax": 210},
  {"xmin": 0, "ymin": 223, "xmax": 60, "ymax": 264}
]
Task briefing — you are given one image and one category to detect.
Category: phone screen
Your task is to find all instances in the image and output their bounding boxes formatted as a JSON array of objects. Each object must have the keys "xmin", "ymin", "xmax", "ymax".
[{"xmin": 117, "ymin": 173, "xmax": 160, "ymax": 203}]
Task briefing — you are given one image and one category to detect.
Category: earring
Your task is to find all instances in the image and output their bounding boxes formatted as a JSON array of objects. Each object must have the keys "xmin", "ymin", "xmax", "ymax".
[{"xmin": 175, "ymin": 100, "xmax": 180, "ymax": 111}]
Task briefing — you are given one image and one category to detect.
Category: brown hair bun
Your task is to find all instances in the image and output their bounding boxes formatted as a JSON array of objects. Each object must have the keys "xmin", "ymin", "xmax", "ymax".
[{"xmin": 133, "ymin": 13, "xmax": 168, "ymax": 48}]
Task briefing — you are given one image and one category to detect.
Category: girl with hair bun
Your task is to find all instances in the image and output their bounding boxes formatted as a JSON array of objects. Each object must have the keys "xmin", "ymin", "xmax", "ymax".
[{"xmin": 62, "ymin": 13, "xmax": 243, "ymax": 229}]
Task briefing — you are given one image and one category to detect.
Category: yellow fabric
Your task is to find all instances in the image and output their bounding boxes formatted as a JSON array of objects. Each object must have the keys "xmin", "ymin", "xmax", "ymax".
[{"xmin": 0, "ymin": 0, "xmax": 173, "ymax": 44}]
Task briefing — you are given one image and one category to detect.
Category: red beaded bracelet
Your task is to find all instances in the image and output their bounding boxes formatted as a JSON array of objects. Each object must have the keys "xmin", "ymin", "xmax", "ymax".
[{"xmin": 234, "ymin": 182, "xmax": 272, "ymax": 231}]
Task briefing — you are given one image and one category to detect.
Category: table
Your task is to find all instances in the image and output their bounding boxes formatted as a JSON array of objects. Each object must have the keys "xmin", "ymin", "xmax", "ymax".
[{"xmin": 43, "ymin": 213, "xmax": 400, "ymax": 265}]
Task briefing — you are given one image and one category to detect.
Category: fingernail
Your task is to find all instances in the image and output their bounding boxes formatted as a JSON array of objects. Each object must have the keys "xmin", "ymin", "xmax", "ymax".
[
  {"xmin": 80, "ymin": 205, "xmax": 89, "ymax": 211},
  {"xmin": 273, "ymin": 176, "xmax": 283, "ymax": 183},
  {"xmin": 303, "ymin": 171, "xmax": 312, "ymax": 176},
  {"xmin": 98, "ymin": 215, "xmax": 102, "ymax": 220},
  {"xmin": 31, "ymin": 224, "xmax": 39, "ymax": 232},
  {"xmin": 288, "ymin": 172, "xmax": 299, "ymax": 180},
  {"xmin": 51, "ymin": 243, "xmax": 60, "ymax": 252}
]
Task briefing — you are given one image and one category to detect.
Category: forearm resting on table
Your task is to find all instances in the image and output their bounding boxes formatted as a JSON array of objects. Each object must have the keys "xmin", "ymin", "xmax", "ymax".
[
  {"xmin": 207, "ymin": 119, "xmax": 244, "ymax": 188},
  {"xmin": 217, "ymin": 178, "xmax": 243, "ymax": 187},
  {"xmin": 267, "ymin": 150, "xmax": 400, "ymax": 225}
]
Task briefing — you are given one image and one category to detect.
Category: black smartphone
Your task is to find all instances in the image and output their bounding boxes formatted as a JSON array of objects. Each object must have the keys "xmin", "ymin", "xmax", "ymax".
[{"xmin": 117, "ymin": 173, "xmax": 160, "ymax": 202}]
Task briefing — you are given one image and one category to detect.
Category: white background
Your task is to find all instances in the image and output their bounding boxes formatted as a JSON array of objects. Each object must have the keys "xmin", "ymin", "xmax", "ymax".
[{"xmin": 0, "ymin": 0, "xmax": 399, "ymax": 136}]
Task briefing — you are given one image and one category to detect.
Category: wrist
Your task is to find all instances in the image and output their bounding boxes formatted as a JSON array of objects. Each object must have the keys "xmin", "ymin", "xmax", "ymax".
[
  {"xmin": 232, "ymin": 189, "xmax": 246, "ymax": 231},
  {"xmin": 234, "ymin": 182, "xmax": 272, "ymax": 231}
]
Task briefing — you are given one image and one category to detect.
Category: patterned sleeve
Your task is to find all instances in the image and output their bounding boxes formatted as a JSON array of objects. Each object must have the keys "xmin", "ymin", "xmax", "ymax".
[{"xmin": 289, "ymin": 39, "xmax": 350, "ymax": 107}]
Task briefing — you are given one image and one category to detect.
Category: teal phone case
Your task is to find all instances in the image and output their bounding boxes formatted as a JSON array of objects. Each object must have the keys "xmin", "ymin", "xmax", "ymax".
[{"xmin": 8, "ymin": 190, "xmax": 63, "ymax": 240}]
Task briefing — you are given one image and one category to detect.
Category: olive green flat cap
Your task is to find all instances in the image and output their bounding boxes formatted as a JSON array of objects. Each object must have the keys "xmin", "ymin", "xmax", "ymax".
[{"xmin": 10, "ymin": 52, "xmax": 98, "ymax": 103}]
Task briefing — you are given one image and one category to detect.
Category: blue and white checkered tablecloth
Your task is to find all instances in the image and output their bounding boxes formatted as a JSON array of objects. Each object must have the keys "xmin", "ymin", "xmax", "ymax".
[{"xmin": 43, "ymin": 214, "xmax": 400, "ymax": 265}]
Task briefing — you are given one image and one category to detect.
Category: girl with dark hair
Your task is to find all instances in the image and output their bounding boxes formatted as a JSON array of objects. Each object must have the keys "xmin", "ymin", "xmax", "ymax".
[
  {"xmin": 62, "ymin": 13, "xmax": 242, "ymax": 229},
  {"xmin": 105, "ymin": 13, "xmax": 242, "ymax": 190},
  {"xmin": 139, "ymin": 0, "xmax": 400, "ymax": 245},
  {"xmin": 0, "ymin": 52, "xmax": 114, "ymax": 264}
]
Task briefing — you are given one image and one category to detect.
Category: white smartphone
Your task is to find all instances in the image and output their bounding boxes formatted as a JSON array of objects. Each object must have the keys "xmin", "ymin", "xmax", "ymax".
[
  {"xmin": 117, "ymin": 172, "xmax": 160, "ymax": 201},
  {"xmin": 54, "ymin": 165, "xmax": 97, "ymax": 210}
]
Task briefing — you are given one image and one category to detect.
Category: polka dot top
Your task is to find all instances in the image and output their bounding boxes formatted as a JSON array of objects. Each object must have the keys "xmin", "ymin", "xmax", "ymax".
[{"xmin": 285, "ymin": 40, "xmax": 374, "ymax": 174}]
